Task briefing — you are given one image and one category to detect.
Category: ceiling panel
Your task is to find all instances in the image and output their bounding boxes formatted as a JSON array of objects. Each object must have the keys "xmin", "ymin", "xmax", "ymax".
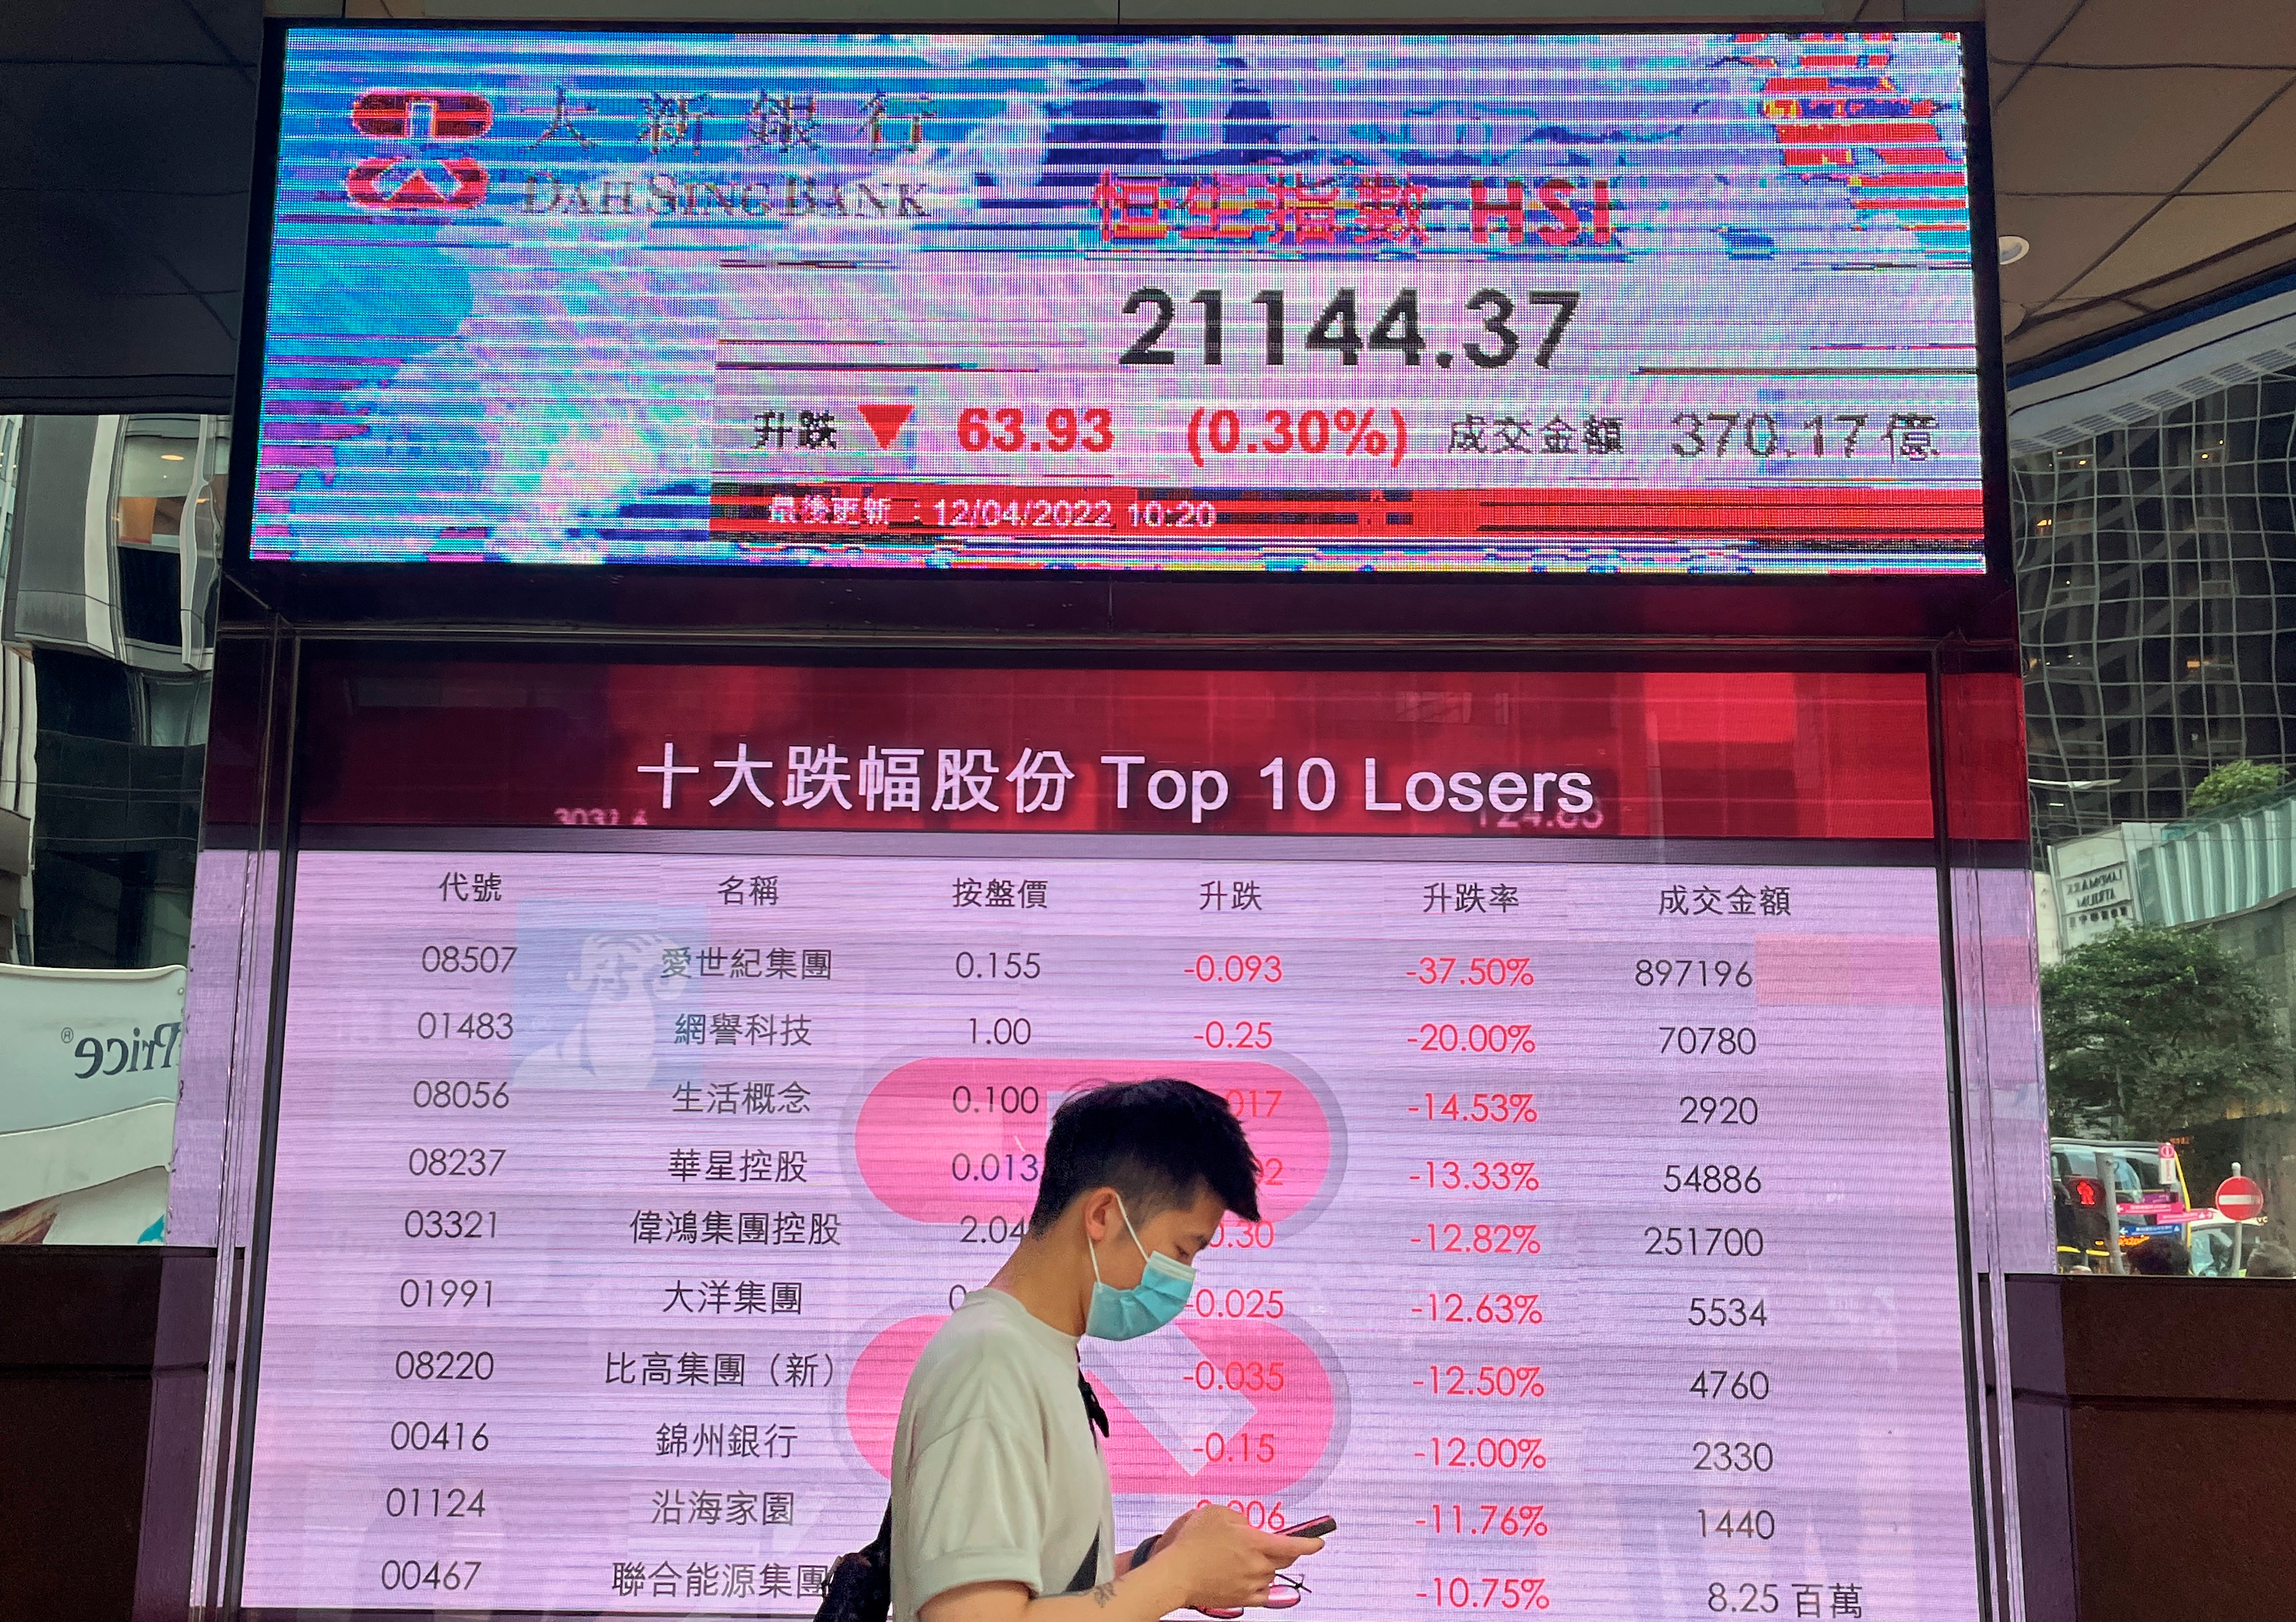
[
  {"xmin": 2064, "ymin": 192, "xmax": 2296, "ymax": 300},
  {"xmin": 6, "ymin": 0, "xmax": 249, "ymax": 62},
  {"xmin": 0, "ymin": 0, "xmax": 257, "ymax": 410},
  {"xmin": 2042, "ymin": 0, "xmax": 2296, "ymax": 66},
  {"xmin": 1996, "ymin": 193, "xmax": 2160, "ymax": 305},
  {"xmin": 1983, "ymin": 0, "xmax": 2084, "ymax": 69},
  {"xmin": 10, "ymin": 64, "xmax": 259, "ymax": 196},
  {"xmin": 2107, "ymin": 231, "xmax": 2296, "ymax": 317},
  {"xmin": 2188, "ymin": 84, "xmax": 2296, "ymax": 193},
  {"xmin": 2008, "ymin": 297, "xmax": 2153, "ymax": 356},
  {"xmin": 1991, "ymin": 65, "xmax": 2286, "ymax": 195},
  {"xmin": 1992, "ymin": 0, "xmax": 2296, "ymax": 367}
]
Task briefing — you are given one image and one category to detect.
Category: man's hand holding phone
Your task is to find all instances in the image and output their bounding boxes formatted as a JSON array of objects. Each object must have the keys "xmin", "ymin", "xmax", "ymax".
[{"xmin": 1159, "ymin": 1505, "xmax": 1326, "ymax": 1615}]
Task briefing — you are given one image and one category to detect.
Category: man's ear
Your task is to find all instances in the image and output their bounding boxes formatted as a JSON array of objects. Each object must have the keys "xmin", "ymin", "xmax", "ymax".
[{"xmin": 1077, "ymin": 1186, "xmax": 1119, "ymax": 1244}]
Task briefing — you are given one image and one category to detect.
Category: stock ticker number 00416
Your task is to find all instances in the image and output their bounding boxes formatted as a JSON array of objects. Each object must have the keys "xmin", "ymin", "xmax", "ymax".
[{"xmin": 1120, "ymin": 287, "xmax": 1579, "ymax": 369}]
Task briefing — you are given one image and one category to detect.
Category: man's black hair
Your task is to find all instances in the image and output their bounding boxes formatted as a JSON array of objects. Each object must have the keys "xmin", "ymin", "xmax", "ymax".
[{"xmin": 1029, "ymin": 1078, "xmax": 1260, "ymax": 1228}]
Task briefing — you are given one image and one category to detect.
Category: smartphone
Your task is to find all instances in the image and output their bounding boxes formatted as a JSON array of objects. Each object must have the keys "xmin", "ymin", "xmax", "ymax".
[{"xmin": 1285, "ymin": 1515, "xmax": 1337, "ymax": 1540}]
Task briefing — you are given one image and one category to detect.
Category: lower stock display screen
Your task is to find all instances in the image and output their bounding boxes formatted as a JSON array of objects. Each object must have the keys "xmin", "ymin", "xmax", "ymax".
[
  {"xmin": 250, "ymin": 29, "xmax": 1983, "ymax": 573},
  {"xmin": 236, "ymin": 668, "xmax": 1986, "ymax": 1617}
]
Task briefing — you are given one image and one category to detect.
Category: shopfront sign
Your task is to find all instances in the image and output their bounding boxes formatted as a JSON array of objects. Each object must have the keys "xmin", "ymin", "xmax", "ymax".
[
  {"xmin": 0, "ymin": 963, "xmax": 183, "ymax": 1244},
  {"xmin": 2057, "ymin": 861, "xmax": 2136, "ymax": 949}
]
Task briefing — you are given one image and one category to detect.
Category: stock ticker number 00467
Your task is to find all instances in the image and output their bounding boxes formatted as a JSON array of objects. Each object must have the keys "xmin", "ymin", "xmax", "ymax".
[{"xmin": 1120, "ymin": 287, "xmax": 1579, "ymax": 369}]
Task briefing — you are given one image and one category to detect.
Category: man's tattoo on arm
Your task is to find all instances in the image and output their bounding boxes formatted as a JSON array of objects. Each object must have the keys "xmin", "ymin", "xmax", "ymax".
[{"xmin": 1091, "ymin": 1584, "xmax": 1117, "ymax": 1608}]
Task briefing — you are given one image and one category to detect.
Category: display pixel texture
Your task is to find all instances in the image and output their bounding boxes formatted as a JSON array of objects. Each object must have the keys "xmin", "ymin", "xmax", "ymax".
[
  {"xmin": 232, "ymin": 665, "xmax": 1999, "ymax": 1618},
  {"xmin": 253, "ymin": 30, "xmax": 1984, "ymax": 573},
  {"xmin": 244, "ymin": 847, "xmax": 1979, "ymax": 1618}
]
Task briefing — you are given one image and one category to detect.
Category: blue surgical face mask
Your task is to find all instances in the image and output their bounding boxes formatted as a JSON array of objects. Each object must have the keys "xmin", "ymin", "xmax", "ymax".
[{"xmin": 1084, "ymin": 1195, "xmax": 1195, "ymax": 1341}]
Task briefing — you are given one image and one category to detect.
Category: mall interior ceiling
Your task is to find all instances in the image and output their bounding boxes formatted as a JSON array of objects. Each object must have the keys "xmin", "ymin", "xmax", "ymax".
[{"xmin": 4, "ymin": 0, "xmax": 2294, "ymax": 411}]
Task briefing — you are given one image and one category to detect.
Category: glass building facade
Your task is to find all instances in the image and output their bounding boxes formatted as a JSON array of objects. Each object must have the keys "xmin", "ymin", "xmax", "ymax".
[
  {"xmin": 2015, "ymin": 367, "xmax": 2296, "ymax": 846},
  {"xmin": 0, "ymin": 413, "xmax": 225, "ymax": 967}
]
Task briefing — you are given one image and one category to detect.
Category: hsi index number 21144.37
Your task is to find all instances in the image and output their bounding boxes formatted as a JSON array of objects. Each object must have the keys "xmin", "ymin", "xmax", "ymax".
[{"xmin": 1120, "ymin": 287, "xmax": 1581, "ymax": 370}]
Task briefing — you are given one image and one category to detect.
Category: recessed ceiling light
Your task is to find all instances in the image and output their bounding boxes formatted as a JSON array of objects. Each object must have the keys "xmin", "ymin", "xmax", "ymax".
[
  {"xmin": 1999, "ymin": 236, "xmax": 2031, "ymax": 266},
  {"xmin": 160, "ymin": 453, "xmax": 184, "ymax": 461}
]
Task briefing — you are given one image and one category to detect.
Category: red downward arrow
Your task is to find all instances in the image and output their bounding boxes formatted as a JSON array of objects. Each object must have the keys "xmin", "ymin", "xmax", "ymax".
[{"xmin": 856, "ymin": 403, "xmax": 914, "ymax": 450}]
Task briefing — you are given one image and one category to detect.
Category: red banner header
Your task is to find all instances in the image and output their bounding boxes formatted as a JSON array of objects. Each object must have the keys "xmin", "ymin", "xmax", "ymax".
[{"xmin": 300, "ymin": 665, "xmax": 1937, "ymax": 841}]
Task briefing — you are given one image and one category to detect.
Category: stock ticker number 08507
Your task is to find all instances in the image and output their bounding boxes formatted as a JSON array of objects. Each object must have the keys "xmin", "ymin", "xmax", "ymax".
[{"xmin": 1120, "ymin": 287, "xmax": 1579, "ymax": 370}]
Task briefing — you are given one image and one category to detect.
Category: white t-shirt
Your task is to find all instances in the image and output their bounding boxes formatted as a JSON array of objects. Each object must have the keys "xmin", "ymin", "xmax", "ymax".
[{"xmin": 891, "ymin": 1287, "xmax": 1117, "ymax": 1622}]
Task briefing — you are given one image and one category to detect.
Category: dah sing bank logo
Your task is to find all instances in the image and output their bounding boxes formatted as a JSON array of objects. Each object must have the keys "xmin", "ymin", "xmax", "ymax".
[{"xmin": 346, "ymin": 90, "xmax": 492, "ymax": 210}]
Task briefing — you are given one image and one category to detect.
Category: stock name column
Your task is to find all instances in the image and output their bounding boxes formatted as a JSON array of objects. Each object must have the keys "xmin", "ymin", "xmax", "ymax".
[{"xmin": 610, "ymin": 855, "xmax": 856, "ymax": 1611}]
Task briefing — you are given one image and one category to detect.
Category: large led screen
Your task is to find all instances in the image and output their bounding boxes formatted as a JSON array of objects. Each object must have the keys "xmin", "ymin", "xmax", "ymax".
[
  {"xmin": 235, "ymin": 665, "xmax": 2002, "ymax": 1618},
  {"xmin": 251, "ymin": 31, "xmax": 1985, "ymax": 574}
]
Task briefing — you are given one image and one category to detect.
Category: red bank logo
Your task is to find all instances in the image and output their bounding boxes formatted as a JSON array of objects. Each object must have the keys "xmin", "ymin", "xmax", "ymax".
[{"xmin": 346, "ymin": 90, "xmax": 492, "ymax": 210}]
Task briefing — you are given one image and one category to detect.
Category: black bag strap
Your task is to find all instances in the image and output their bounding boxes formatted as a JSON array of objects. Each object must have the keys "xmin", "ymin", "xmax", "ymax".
[
  {"xmin": 1063, "ymin": 1535, "xmax": 1103, "ymax": 1596},
  {"xmin": 1060, "ymin": 1370, "xmax": 1110, "ymax": 1591},
  {"xmin": 1078, "ymin": 1370, "xmax": 1111, "ymax": 1440},
  {"xmin": 812, "ymin": 1502, "xmax": 893, "ymax": 1622}
]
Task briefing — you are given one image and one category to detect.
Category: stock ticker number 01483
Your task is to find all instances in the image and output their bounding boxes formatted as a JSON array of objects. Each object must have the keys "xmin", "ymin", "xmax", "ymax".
[{"xmin": 1120, "ymin": 287, "xmax": 1580, "ymax": 369}]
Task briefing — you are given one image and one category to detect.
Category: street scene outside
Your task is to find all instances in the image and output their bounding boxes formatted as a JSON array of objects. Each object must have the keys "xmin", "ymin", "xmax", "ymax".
[{"xmin": 2042, "ymin": 763, "xmax": 2296, "ymax": 1275}]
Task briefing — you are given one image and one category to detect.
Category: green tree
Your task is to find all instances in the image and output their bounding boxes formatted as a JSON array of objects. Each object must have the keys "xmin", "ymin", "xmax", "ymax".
[
  {"xmin": 2188, "ymin": 759, "xmax": 2285, "ymax": 814},
  {"xmin": 2043, "ymin": 925, "xmax": 2293, "ymax": 1139}
]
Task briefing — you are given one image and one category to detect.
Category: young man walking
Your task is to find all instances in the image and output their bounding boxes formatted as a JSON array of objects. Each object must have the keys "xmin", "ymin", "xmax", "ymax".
[{"xmin": 892, "ymin": 1078, "xmax": 1322, "ymax": 1622}]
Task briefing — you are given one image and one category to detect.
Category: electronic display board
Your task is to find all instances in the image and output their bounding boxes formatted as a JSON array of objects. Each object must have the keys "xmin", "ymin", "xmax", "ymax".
[
  {"xmin": 234, "ymin": 663, "xmax": 2006, "ymax": 1619},
  {"xmin": 250, "ymin": 30, "xmax": 1985, "ymax": 574}
]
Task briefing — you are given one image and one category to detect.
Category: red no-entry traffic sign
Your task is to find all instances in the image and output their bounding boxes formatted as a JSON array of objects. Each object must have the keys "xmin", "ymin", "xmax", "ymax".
[{"xmin": 2217, "ymin": 1175, "xmax": 2265, "ymax": 1223}]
